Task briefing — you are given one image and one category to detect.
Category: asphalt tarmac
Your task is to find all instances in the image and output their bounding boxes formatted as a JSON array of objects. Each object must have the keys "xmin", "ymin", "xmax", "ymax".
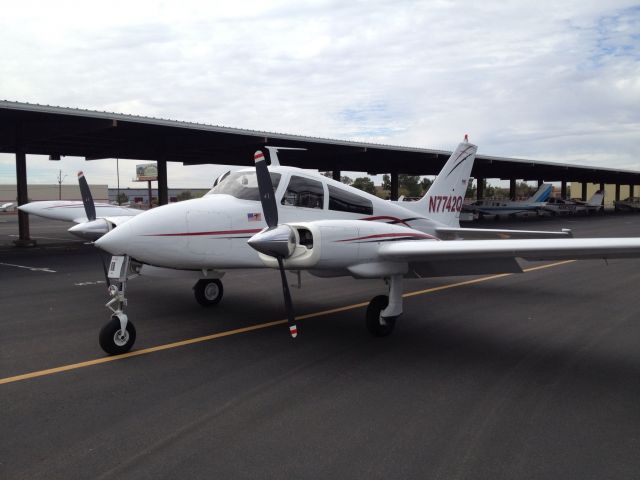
[{"xmin": 2, "ymin": 213, "xmax": 640, "ymax": 479}]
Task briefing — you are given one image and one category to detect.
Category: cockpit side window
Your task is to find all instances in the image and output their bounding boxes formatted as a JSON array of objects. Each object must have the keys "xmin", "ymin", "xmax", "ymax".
[
  {"xmin": 281, "ymin": 175, "xmax": 324, "ymax": 209},
  {"xmin": 206, "ymin": 171, "xmax": 281, "ymax": 200},
  {"xmin": 328, "ymin": 185, "xmax": 373, "ymax": 215}
]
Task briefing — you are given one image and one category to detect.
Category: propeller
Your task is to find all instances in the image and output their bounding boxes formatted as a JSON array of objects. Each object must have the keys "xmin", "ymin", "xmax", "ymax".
[
  {"xmin": 249, "ymin": 150, "xmax": 298, "ymax": 338},
  {"xmin": 77, "ymin": 171, "xmax": 96, "ymax": 221},
  {"xmin": 77, "ymin": 171, "xmax": 111, "ymax": 288}
]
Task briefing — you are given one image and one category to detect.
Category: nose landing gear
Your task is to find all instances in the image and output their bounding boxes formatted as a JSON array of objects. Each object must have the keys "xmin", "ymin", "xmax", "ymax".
[{"xmin": 100, "ymin": 255, "xmax": 138, "ymax": 355}]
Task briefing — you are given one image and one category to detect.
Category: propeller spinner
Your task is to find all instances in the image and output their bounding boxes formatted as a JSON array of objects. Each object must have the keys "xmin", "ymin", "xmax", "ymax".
[{"xmin": 249, "ymin": 150, "xmax": 299, "ymax": 338}]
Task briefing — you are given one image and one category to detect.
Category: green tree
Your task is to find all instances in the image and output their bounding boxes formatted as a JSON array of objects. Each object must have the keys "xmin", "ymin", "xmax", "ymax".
[
  {"xmin": 382, "ymin": 174, "xmax": 391, "ymax": 191},
  {"xmin": 341, "ymin": 176, "xmax": 353, "ymax": 185},
  {"xmin": 465, "ymin": 179, "xmax": 476, "ymax": 199},
  {"xmin": 399, "ymin": 174, "xmax": 422, "ymax": 197},
  {"xmin": 177, "ymin": 190, "xmax": 193, "ymax": 201},
  {"xmin": 351, "ymin": 177, "xmax": 376, "ymax": 194},
  {"xmin": 420, "ymin": 177, "xmax": 433, "ymax": 195},
  {"xmin": 116, "ymin": 192, "xmax": 128, "ymax": 205}
]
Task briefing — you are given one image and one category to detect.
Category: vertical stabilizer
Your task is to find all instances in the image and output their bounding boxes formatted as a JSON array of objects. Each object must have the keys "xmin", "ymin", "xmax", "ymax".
[
  {"xmin": 587, "ymin": 190, "xmax": 605, "ymax": 206},
  {"xmin": 404, "ymin": 138, "xmax": 477, "ymax": 227},
  {"xmin": 529, "ymin": 183, "xmax": 553, "ymax": 202}
]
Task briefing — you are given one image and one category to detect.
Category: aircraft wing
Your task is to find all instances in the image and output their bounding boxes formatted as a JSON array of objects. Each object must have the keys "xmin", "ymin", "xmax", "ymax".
[
  {"xmin": 379, "ymin": 237, "xmax": 640, "ymax": 263},
  {"xmin": 436, "ymin": 227, "xmax": 573, "ymax": 240}
]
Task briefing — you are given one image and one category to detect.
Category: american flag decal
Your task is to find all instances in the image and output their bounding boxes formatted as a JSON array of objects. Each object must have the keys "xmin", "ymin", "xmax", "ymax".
[{"xmin": 248, "ymin": 212, "xmax": 262, "ymax": 222}]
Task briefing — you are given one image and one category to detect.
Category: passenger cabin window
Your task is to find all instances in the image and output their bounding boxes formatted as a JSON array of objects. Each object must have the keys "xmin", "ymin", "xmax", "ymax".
[
  {"xmin": 281, "ymin": 175, "xmax": 324, "ymax": 209},
  {"xmin": 328, "ymin": 185, "xmax": 373, "ymax": 215},
  {"xmin": 206, "ymin": 171, "xmax": 281, "ymax": 201}
]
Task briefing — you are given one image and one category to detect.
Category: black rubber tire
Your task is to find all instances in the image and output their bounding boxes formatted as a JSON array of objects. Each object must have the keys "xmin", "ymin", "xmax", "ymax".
[
  {"xmin": 194, "ymin": 279, "xmax": 224, "ymax": 307},
  {"xmin": 99, "ymin": 316, "xmax": 136, "ymax": 355},
  {"xmin": 366, "ymin": 295, "xmax": 396, "ymax": 337}
]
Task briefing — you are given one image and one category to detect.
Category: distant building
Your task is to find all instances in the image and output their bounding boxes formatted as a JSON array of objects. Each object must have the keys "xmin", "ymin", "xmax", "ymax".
[
  {"xmin": 0, "ymin": 184, "xmax": 209, "ymax": 206},
  {"xmin": 0, "ymin": 184, "xmax": 108, "ymax": 203},
  {"xmin": 108, "ymin": 187, "xmax": 210, "ymax": 205}
]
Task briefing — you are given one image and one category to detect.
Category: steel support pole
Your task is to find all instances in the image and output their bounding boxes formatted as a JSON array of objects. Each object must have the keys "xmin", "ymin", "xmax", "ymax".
[
  {"xmin": 14, "ymin": 151, "xmax": 35, "ymax": 247},
  {"xmin": 157, "ymin": 160, "xmax": 168, "ymax": 206},
  {"xmin": 332, "ymin": 170, "xmax": 341, "ymax": 181},
  {"xmin": 476, "ymin": 178, "xmax": 484, "ymax": 200},
  {"xmin": 561, "ymin": 181, "xmax": 567, "ymax": 199},
  {"xmin": 615, "ymin": 184, "xmax": 620, "ymax": 201},
  {"xmin": 509, "ymin": 179, "xmax": 516, "ymax": 200},
  {"xmin": 630, "ymin": 185, "xmax": 634, "ymax": 197},
  {"xmin": 391, "ymin": 172, "xmax": 399, "ymax": 201},
  {"xmin": 581, "ymin": 183, "xmax": 588, "ymax": 201}
]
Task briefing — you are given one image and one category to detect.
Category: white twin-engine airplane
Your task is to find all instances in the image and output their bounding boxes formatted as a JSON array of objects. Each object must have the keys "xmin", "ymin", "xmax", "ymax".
[
  {"xmin": 17, "ymin": 171, "xmax": 141, "ymax": 240},
  {"xmin": 93, "ymin": 138, "xmax": 640, "ymax": 355}
]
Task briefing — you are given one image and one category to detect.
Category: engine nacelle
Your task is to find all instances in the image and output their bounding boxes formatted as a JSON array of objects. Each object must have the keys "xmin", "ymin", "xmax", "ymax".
[{"xmin": 254, "ymin": 220, "xmax": 436, "ymax": 278}]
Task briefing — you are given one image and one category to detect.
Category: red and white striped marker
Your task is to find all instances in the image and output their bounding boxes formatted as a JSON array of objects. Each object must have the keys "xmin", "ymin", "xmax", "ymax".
[
  {"xmin": 289, "ymin": 325, "xmax": 298, "ymax": 338},
  {"xmin": 254, "ymin": 151, "xmax": 265, "ymax": 163}
]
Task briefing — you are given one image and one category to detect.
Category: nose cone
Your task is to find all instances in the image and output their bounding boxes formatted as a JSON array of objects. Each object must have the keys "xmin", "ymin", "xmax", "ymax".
[
  {"xmin": 68, "ymin": 219, "xmax": 110, "ymax": 240},
  {"xmin": 248, "ymin": 225, "xmax": 296, "ymax": 258},
  {"xmin": 94, "ymin": 222, "xmax": 132, "ymax": 255},
  {"xmin": 17, "ymin": 202, "xmax": 37, "ymax": 214}
]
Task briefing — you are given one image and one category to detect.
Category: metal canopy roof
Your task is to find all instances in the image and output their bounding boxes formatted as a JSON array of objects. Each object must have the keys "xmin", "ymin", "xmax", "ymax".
[{"xmin": 1, "ymin": 100, "xmax": 638, "ymax": 184}]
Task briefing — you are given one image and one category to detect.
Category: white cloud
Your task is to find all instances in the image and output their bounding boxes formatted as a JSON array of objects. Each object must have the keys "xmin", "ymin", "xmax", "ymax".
[{"xmin": 0, "ymin": 0, "xmax": 638, "ymax": 188}]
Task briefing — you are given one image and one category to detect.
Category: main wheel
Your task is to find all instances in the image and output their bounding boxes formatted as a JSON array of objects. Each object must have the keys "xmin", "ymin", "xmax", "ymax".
[
  {"xmin": 99, "ymin": 316, "xmax": 136, "ymax": 355},
  {"xmin": 194, "ymin": 279, "xmax": 224, "ymax": 306},
  {"xmin": 366, "ymin": 295, "xmax": 396, "ymax": 337}
]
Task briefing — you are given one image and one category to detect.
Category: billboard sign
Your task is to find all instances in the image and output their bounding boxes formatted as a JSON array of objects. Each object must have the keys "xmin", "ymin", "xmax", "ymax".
[{"xmin": 136, "ymin": 163, "xmax": 158, "ymax": 181}]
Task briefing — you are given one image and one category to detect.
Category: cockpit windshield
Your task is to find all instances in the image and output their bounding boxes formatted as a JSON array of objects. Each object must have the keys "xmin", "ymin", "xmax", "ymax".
[{"xmin": 205, "ymin": 171, "xmax": 281, "ymax": 201}]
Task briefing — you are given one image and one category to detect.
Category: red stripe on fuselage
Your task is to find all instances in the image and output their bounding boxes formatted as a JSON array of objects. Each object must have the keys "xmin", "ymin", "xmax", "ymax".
[
  {"xmin": 142, "ymin": 228, "xmax": 263, "ymax": 237},
  {"xmin": 359, "ymin": 216, "xmax": 412, "ymax": 227},
  {"xmin": 335, "ymin": 232, "xmax": 435, "ymax": 242}
]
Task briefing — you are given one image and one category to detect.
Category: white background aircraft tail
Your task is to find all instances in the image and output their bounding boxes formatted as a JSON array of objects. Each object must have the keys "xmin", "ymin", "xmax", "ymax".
[
  {"xmin": 403, "ymin": 139, "xmax": 477, "ymax": 227},
  {"xmin": 587, "ymin": 190, "xmax": 605, "ymax": 206}
]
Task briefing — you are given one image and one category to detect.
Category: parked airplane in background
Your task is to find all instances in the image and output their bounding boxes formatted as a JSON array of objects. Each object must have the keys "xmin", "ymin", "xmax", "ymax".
[
  {"xmin": 614, "ymin": 197, "xmax": 640, "ymax": 212},
  {"xmin": 18, "ymin": 172, "xmax": 141, "ymax": 240},
  {"xmin": 542, "ymin": 191, "xmax": 604, "ymax": 216},
  {"xmin": 92, "ymin": 138, "xmax": 640, "ymax": 356},
  {"xmin": 0, "ymin": 202, "xmax": 16, "ymax": 212},
  {"xmin": 464, "ymin": 183, "xmax": 553, "ymax": 218}
]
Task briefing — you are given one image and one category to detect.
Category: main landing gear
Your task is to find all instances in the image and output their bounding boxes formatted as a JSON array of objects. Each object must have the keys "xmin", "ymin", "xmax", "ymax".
[
  {"xmin": 365, "ymin": 274, "xmax": 403, "ymax": 337},
  {"xmin": 193, "ymin": 278, "xmax": 224, "ymax": 306}
]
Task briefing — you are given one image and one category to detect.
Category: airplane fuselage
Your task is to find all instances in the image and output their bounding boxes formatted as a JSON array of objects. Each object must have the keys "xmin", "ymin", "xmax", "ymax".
[{"xmin": 96, "ymin": 166, "xmax": 444, "ymax": 271}]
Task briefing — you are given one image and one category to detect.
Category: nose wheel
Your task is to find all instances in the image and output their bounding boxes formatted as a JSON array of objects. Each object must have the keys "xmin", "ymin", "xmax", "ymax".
[{"xmin": 99, "ymin": 315, "xmax": 137, "ymax": 355}]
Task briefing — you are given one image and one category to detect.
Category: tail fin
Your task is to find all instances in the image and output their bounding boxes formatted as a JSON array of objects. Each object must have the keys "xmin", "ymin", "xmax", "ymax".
[
  {"xmin": 587, "ymin": 190, "xmax": 605, "ymax": 206},
  {"xmin": 403, "ymin": 138, "xmax": 477, "ymax": 227},
  {"xmin": 529, "ymin": 183, "xmax": 553, "ymax": 202}
]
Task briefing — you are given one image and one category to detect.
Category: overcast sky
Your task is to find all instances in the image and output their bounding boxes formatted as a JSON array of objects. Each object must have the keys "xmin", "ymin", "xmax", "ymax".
[{"xmin": 1, "ymin": 0, "xmax": 638, "ymax": 189}]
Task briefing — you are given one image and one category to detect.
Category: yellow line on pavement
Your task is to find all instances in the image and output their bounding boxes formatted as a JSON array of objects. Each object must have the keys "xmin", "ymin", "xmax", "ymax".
[{"xmin": 0, "ymin": 260, "xmax": 575, "ymax": 386}]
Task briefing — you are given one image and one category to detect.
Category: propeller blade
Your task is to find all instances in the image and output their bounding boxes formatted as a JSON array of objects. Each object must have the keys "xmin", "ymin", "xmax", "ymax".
[
  {"xmin": 254, "ymin": 151, "xmax": 278, "ymax": 228},
  {"xmin": 77, "ymin": 171, "xmax": 96, "ymax": 221},
  {"xmin": 276, "ymin": 257, "xmax": 297, "ymax": 338}
]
